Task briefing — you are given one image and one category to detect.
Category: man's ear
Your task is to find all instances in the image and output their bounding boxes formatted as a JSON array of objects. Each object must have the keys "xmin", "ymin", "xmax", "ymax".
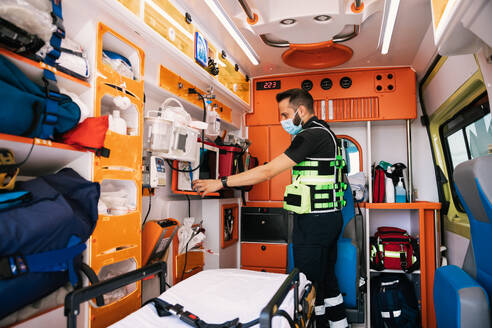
[{"xmin": 297, "ymin": 105, "xmax": 306, "ymax": 118}]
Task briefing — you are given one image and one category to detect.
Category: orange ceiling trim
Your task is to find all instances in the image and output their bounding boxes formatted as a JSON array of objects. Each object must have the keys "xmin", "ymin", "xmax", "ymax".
[{"xmin": 281, "ymin": 41, "xmax": 353, "ymax": 69}]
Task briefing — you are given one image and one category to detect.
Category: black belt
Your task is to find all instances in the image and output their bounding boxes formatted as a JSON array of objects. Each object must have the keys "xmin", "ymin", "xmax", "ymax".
[{"xmin": 146, "ymin": 298, "xmax": 259, "ymax": 328}]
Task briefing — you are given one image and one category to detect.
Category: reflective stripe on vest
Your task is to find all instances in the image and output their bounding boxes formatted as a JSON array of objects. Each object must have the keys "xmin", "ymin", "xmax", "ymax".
[
  {"xmin": 384, "ymin": 250, "xmax": 417, "ymax": 264},
  {"xmin": 295, "ymin": 175, "xmax": 336, "ymax": 185},
  {"xmin": 384, "ymin": 250, "xmax": 404, "ymax": 258}
]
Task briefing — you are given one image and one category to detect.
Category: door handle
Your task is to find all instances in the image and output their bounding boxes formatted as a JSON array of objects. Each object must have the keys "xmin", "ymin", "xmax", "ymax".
[{"xmin": 261, "ymin": 245, "xmax": 266, "ymax": 251}]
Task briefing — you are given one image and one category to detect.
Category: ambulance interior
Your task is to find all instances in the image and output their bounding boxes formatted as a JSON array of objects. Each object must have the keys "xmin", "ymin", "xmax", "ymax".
[{"xmin": 0, "ymin": 0, "xmax": 491, "ymax": 327}]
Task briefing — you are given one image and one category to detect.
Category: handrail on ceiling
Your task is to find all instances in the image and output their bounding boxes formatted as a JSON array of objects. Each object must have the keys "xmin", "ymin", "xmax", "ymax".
[
  {"xmin": 354, "ymin": 0, "xmax": 363, "ymax": 10},
  {"xmin": 238, "ymin": 0, "xmax": 255, "ymax": 21},
  {"xmin": 260, "ymin": 25, "xmax": 360, "ymax": 48}
]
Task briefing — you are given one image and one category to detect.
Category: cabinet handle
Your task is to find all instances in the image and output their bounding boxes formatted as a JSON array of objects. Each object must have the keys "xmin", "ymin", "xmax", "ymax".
[
  {"xmin": 261, "ymin": 269, "xmax": 266, "ymax": 272},
  {"xmin": 261, "ymin": 245, "xmax": 266, "ymax": 251},
  {"xmin": 264, "ymin": 162, "xmax": 268, "ymax": 165}
]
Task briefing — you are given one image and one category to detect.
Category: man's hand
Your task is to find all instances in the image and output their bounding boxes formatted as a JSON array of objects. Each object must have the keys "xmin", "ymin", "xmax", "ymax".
[{"xmin": 192, "ymin": 179, "xmax": 222, "ymax": 197}]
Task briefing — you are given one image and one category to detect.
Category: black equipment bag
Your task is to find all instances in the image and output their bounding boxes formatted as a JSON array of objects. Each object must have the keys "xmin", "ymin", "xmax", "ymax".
[{"xmin": 370, "ymin": 273, "xmax": 420, "ymax": 328}]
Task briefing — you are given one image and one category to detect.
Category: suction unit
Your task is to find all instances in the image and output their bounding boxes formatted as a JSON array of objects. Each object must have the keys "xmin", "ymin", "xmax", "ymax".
[{"xmin": 144, "ymin": 98, "xmax": 207, "ymax": 163}]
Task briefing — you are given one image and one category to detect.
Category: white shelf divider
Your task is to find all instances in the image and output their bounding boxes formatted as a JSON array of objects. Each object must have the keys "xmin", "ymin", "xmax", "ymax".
[
  {"xmin": 1, "ymin": 134, "xmax": 91, "ymax": 177},
  {"xmin": 0, "ymin": 49, "xmax": 91, "ymax": 96}
]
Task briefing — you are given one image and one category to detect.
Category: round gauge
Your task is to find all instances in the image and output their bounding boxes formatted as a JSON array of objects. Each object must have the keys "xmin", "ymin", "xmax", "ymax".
[
  {"xmin": 340, "ymin": 76, "xmax": 352, "ymax": 89},
  {"xmin": 301, "ymin": 79, "xmax": 313, "ymax": 91},
  {"xmin": 320, "ymin": 78, "xmax": 333, "ymax": 90}
]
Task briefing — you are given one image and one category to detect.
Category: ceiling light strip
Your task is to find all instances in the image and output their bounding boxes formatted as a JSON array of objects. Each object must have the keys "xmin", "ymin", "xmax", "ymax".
[
  {"xmin": 204, "ymin": 0, "xmax": 260, "ymax": 65},
  {"xmin": 434, "ymin": 0, "xmax": 459, "ymax": 44},
  {"xmin": 380, "ymin": 0, "xmax": 400, "ymax": 55},
  {"xmin": 146, "ymin": 0, "xmax": 193, "ymax": 40}
]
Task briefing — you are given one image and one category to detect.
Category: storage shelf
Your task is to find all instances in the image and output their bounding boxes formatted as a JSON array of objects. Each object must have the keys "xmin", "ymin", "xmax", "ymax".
[
  {"xmin": 91, "ymin": 0, "xmax": 250, "ymax": 113},
  {"xmin": 171, "ymin": 189, "xmax": 220, "ymax": 197},
  {"xmin": 144, "ymin": 81, "xmax": 239, "ymax": 131},
  {"xmin": 170, "ymin": 160, "xmax": 220, "ymax": 197},
  {"xmin": 361, "ymin": 202, "xmax": 441, "ymax": 210},
  {"xmin": 0, "ymin": 48, "xmax": 91, "ymax": 95},
  {"xmin": 370, "ymin": 268, "xmax": 421, "ymax": 274},
  {"xmin": 245, "ymin": 201, "xmax": 284, "ymax": 208},
  {"xmin": 0, "ymin": 133, "xmax": 89, "ymax": 176}
]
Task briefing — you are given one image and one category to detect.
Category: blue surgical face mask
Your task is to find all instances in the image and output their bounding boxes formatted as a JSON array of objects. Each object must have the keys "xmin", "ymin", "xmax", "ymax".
[{"xmin": 281, "ymin": 108, "xmax": 302, "ymax": 135}]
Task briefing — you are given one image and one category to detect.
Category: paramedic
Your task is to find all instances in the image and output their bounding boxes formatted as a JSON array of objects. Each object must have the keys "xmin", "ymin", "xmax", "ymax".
[{"xmin": 193, "ymin": 88, "xmax": 348, "ymax": 328}]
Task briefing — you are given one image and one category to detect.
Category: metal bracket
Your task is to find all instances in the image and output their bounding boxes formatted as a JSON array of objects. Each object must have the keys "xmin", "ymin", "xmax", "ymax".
[{"xmin": 185, "ymin": 12, "xmax": 192, "ymax": 24}]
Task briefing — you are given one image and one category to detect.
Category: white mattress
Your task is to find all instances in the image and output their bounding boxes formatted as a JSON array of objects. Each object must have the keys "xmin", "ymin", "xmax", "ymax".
[{"xmin": 111, "ymin": 269, "xmax": 309, "ymax": 328}]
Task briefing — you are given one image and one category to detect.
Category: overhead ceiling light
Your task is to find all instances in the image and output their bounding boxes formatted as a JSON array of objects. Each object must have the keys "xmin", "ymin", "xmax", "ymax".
[
  {"xmin": 378, "ymin": 0, "xmax": 400, "ymax": 55},
  {"xmin": 204, "ymin": 0, "xmax": 259, "ymax": 65},
  {"xmin": 314, "ymin": 15, "xmax": 331, "ymax": 22},
  {"xmin": 280, "ymin": 18, "xmax": 296, "ymax": 25}
]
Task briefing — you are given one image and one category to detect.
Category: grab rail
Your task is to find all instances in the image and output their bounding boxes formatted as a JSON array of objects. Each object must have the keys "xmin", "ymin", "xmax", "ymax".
[
  {"xmin": 64, "ymin": 261, "xmax": 167, "ymax": 328},
  {"xmin": 260, "ymin": 25, "xmax": 359, "ymax": 48},
  {"xmin": 259, "ymin": 268, "xmax": 301, "ymax": 328}
]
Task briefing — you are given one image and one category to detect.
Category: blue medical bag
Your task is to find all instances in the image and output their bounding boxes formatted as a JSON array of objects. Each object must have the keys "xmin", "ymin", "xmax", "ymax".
[
  {"xmin": 0, "ymin": 54, "xmax": 80, "ymax": 139},
  {"xmin": 0, "ymin": 168, "xmax": 100, "ymax": 319}
]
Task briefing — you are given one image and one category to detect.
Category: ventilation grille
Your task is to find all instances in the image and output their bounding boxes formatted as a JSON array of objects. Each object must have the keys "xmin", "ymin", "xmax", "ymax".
[{"xmin": 314, "ymin": 97, "xmax": 379, "ymax": 121}]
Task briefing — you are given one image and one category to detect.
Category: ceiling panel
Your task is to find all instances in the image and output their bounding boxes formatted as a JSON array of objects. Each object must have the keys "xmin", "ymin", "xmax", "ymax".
[{"xmin": 177, "ymin": 0, "xmax": 432, "ymax": 78}]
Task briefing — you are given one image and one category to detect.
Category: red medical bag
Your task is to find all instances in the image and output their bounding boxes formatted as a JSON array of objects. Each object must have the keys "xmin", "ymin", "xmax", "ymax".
[
  {"xmin": 218, "ymin": 145, "xmax": 242, "ymax": 178},
  {"xmin": 370, "ymin": 226, "xmax": 419, "ymax": 273}
]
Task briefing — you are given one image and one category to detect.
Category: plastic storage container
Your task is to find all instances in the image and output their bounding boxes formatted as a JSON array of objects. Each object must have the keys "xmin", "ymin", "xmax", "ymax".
[
  {"xmin": 144, "ymin": 98, "xmax": 201, "ymax": 163},
  {"xmin": 145, "ymin": 111, "xmax": 173, "ymax": 153},
  {"xmin": 395, "ymin": 178, "xmax": 406, "ymax": 203},
  {"xmin": 218, "ymin": 145, "xmax": 242, "ymax": 178}
]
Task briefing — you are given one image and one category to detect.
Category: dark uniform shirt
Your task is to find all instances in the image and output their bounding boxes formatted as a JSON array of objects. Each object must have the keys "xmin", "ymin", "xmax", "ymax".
[
  {"xmin": 284, "ymin": 116, "xmax": 337, "ymax": 164},
  {"xmin": 283, "ymin": 115, "xmax": 343, "ymax": 247}
]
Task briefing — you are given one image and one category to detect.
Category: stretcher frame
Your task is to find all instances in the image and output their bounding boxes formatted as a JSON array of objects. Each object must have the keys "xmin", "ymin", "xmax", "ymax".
[{"xmin": 64, "ymin": 263, "xmax": 312, "ymax": 328}]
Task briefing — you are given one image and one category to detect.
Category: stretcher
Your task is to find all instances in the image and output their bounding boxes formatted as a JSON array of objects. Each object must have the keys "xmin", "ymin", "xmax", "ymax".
[{"xmin": 64, "ymin": 262, "xmax": 315, "ymax": 328}]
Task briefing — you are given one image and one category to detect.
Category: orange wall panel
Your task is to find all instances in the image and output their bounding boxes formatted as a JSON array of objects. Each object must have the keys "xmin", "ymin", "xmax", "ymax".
[
  {"xmin": 248, "ymin": 126, "xmax": 269, "ymax": 201},
  {"xmin": 116, "ymin": 0, "xmax": 140, "ymax": 16},
  {"xmin": 248, "ymin": 67, "xmax": 416, "ymax": 126},
  {"xmin": 247, "ymin": 87, "xmax": 281, "ymax": 126},
  {"xmin": 96, "ymin": 23, "xmax": 145, "ymax": 97},
  {"xmin": 90, "ymin": 212, "xmax": 141, "ymax": 258},
  {"xmin": 144, "ymin": 3, "xmax": 194, "ymax": 59},
  {"xmin": 269, "ymin": 125, "xmax": 292, "ymax": 201}
]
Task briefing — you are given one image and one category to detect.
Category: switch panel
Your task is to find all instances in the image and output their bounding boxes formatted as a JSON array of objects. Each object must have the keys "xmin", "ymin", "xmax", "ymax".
[{"xmin": 375, "ymin": 72, "xmax": 396, "ymax": 93}]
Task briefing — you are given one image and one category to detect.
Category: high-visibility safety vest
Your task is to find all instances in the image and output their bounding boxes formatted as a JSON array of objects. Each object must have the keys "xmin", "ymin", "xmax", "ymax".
[{"xmin": 283, "ymin": 121, "xmax": 347, "ymax": 214}]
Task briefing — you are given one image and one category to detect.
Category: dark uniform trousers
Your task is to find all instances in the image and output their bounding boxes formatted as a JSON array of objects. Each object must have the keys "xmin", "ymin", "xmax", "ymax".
[{"xmin": 293, "ymin": 211, "xmax": 347, "ymax": 328}]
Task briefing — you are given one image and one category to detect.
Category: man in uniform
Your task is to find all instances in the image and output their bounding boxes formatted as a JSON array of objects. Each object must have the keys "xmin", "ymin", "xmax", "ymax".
[{"xmin": 193, "ymin": 88, "xmax": 348, "ymax": 328}]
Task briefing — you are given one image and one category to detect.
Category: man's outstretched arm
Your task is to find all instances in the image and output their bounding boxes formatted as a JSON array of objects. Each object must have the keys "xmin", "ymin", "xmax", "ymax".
[{"xmin": 192, "ymin": 153, "xmax": 296, "ymax": 197}]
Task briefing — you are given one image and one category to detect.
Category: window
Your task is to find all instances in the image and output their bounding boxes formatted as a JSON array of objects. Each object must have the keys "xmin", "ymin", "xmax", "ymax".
[
  {"xmin": 338, "ymin": 136, "xmax": 362, "ymax": 176},
  {"xmin": 465, "ymin": 113, "xmax": 491, "ymax": 158},
  {"xmin": 440, "ymin": 94, "xmax": 491, "ymax": 211},
  {"xmin": 344, "ymin": 139, "xmax": 361, "ymax": 175},
  {"xmin": 447, "ymin": 130, "xmax": 469, "ymax": 168}
]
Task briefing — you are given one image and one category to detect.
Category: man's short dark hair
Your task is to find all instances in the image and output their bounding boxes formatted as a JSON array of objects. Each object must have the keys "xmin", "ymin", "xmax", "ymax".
[{"xmin": 276, "ymin": 88, "xmax": 314, "ymax": 113}]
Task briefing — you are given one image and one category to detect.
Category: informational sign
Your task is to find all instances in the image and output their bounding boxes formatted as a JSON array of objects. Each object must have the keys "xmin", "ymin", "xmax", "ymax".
[{"xmin": 194, "ymin": 31, "xmax": 208, "ymax": 67}]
